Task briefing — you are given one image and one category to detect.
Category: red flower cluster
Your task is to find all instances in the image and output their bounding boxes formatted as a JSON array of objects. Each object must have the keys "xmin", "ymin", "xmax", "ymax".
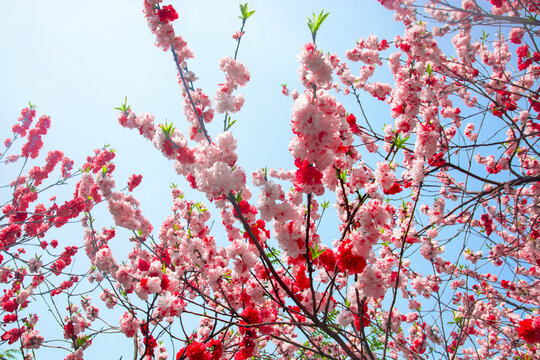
[
  {"xmin": 518, "ymin": 317, "xmax": 540, "ymax": 344},
  {"xmin": 1, "ymin": 327, "xmax": 23, "ymax": 345},
  {"xmin": 336, "ymin": 239, "xmax": 367, "ymax": 274},
  {"xmin": 383, "ymin": 181, "xmax": 402, "ymax": 195},
  {"xmin": 157, "ymin": 5, "xmax": 178, "ymax": 24},
  {"xmin": 83, "ymin": 147, "xmax": 115, "ymax": 173},
  {"xmin": 177, "ymin": 338, "xmax": 223, "ymax": 360},
  {"xmin": 316, "ymin": 247, "xmax": 337, "ymax": 272},
  {"xmin": 346, "ymin": 113, "xmax": 361, "ymax": 134},
  {"xmin": 11, "ymin": 107, "xmax": 36, "ymax": 137},
  {"xmin": 481, "ymin": 214, "xmax": 494, "ymax": 236},
  {"xmin": 516, "ymin": 44, "xmax": 540, "ymax": 71},
  {"xmin": 127, "ymin": 174, "xmax": 142, "ymax": 192},
  {"xmin": 353, "ymin": 302, "xmax": 370, "ymax": 330},
  {"xmin": 21, "ymin": 115, "xmax": 51, "ymax": 159},
  {"xmin": 233, "ymin": 200, "xmax": 257, "ymax": 217},
  {"xmin": 140, "ymin": 321, "xmax": 158, "ymax": 358},
  {"xmin": 294, "ymin": 158, "xmax": 323, "ymax": 195},
  {"xmin": 243, "ymin": 219, "xmax": 270, "ymax": 245}
]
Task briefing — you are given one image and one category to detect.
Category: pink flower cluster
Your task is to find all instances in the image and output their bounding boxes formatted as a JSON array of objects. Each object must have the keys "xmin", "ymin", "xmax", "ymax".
[{"xmin": 214, "ymin": 57, "xmax": 250, "ymax": 114}]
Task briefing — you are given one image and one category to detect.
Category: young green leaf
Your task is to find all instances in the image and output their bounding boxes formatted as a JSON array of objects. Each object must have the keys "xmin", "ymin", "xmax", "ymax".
[
  {"xmin": 310, "ymin": 243, "xmax": 326, "ymax": 260},
  {"xmin": 239, "ymin": 3, "xmax": 255, "ymax": 21},
  {"xmin": 307, "ymin": 10, "xmax": 329, "ymax": 43},
  {"xmin": 225, "ymin": 115, "xmax": 237, "ymax": 130},
  {"xmin": 160, "ymin": 121, "xmax": 175, "ymax": 137},
  {"xmin": 114, "ymin": 96, "xmax": 130, "ymax": 112}
]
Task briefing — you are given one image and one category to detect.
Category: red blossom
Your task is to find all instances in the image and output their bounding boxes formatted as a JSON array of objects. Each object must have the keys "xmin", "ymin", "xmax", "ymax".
[
  {"xmin": 137, "ymin": 258, "xmax": 150, "ymax": 272},
  {"xmin": 0, "ymin": 224, "xmax": 22, "ymax": 249},
  {"xmin": 1, "ymin": 299, "xmax": 17, "ymax": 313},
  {"xmin": 206, "ymin": 338, "xmax": 223, "ymax": 360},
  {"xmin": 157, "ymin": 5, "xmax": 179, "ymax": 23},
  {"xmin": 83, "ymin": 148, "xmax": 115, "ymax": 174},
  {"xmin": 233, "ymin": 200, "xmax": 257, "ymax": 217},
  {"xmin": 517, "ymin": 45, "xmax": 529, "ymax": 59},
  {"xmin": 2, "ymin": 314, "xmax": 17, "ymax": 323},
  {"xmin": 530, "ymin": 98, "xmax": 540, "ymax": 113},
  {"xmin": 316, "ymin": 247, "xmax": 336, "ymax": 272},
  {"xmin": 294, "ymin": 158, "xmax": 323, "ymax": 195},
  {"xmin": 294, "ymin": 264, "xmax": 310, "ymax": 291},
  {"xmin": 517, "ymin": 318, "xmax": 540, "ymax": 344},
  {"xmin": 241, "ymin": 306, "xmax": 262, "ymax": 325},
  {"xmin": 127, "ymin": 174, "xmax": 142, "ymax": 191},
  {"xmin": 481, "ymin": 214, "xmax": 494, "ymax": 236},
  {"xmin": 378, "ymin": 39, "xmax": 389, "ymax": 50},
  {"xmin": 354, "ymin": 302, "xmax": 370, "ymax": 330},
  {"xmin": 392, "ymin": 103, "xmax": 405, "ymax": 115},
  {"xmin": 1, "ymin": 327, "xmax": 23, "ymax": 345},
  {"xmin": 518, "ymin": 58, "xmax": 532, "ymax": 71},
  {"xmin": 243, "ymin": 219, "xmax": 270, "ymax": 245},
  {"xmin": 399, "ymin": 42, "xmax": 411, "ymax": 52},
  {"xmin": 236, "ymin": 332, "xmax": 256, "ymax": 360},
  {"xmin": 337, "ymin": 239, "xmax": 366, "ymax": 274},
  {"xmin": 181, "ymin": 341, "xmax": 210, "ymax": 360},
  {"xmin": 383, "ymin": 181, "xmax": 402, "ymax": 195},
  {"xmin": 346, "ymin": 113, "xmax": 360, "ymax": 134},
  {"xmin": 428, "ymin": 152, "xmax": 446, "ymax": 167}
]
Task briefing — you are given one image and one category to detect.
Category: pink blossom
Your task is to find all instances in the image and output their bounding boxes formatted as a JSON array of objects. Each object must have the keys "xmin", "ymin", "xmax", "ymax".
[
  {"xmin": 219, "ymin": 57, "xmax": 250, "ymax": 87},
  {"xmin": 119, "ymin": 312, "xmax": 140, "ymax": 338},
  {"xmin": 297, "ymin": 42, "xmax": 333, "ymax": 89},
  {"xmin": 464, "ymin": 122, "xmax": 478, "ymax": 141},
  {"xmin": 94, "ymin": 247, "xmax": 117, "ymax": 274},
  {"xmin": 22, "ymin": 330, "xmax": 44, "ymax": 349},
  {"xmin": 232, "ymin": 31, "xmax": 244, "ymax": 40}
]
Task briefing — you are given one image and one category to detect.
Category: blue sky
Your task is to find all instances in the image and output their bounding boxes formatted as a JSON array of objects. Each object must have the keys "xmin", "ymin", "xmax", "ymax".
[{"xmin": 0, "ymin": 1, "xmax": 403, "ymax": 358}]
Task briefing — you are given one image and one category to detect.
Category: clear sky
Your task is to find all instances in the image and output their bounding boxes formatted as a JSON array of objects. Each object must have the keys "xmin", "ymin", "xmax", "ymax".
[{"xmin": 0, "ymin": 1, "xmax": 402, "ymax": 358}]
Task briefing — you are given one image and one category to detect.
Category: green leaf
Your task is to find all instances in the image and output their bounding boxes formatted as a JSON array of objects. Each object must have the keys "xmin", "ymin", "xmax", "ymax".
[
  {"xmin": 103, "ymin": 144, "xmax": 116, "ymax": 153},
  {"xmin": 426, "ymin": 63, "xmax": 432, "ymax": 76},
  {"xmin": 310, "ymin": 243, "xmax": 326, "ymax": 260},
  {"xmin": 0, "ymin": 349, "xmax": 18, "ymax": 360},
  {"xmin": 239, "ymin": 3, "xmax": 255, "ymax": 21},
  {"xmin": 307, "ymin": 10, "xmax": 329, "ymax": 43},
  {"xmin": 222, "ymin": 269, "xmax": 232, "ymax": 280},
  {"xmin": 160, "ymin": 121, "xmax": 175, "ymax": 137},
  {"xmin": 393, "ymin": 133, "xmax": 410, "ymax": 149},
  {"xmin": 321, "ymin": 200, "xmax": 330, "ymax": 210},
  {"xmin": 265, "ymin": 247, "xmax": 282, "ymax": 265},
  {"xmin": 225, "ymin": 115, "xmax": 237, "ymax": 130},
  {"xmin": 193, "ymin": 202, "xmax": 207, "ymax": 212},
  {"xmin": 114, "ymin": 96, "xmax": 130, "ymax": 112},
  {"xmin": 76, "ymin": 335, "xmax": 92, "ymax": 348},
  {"xmin": 234, "ymin": 190, "xmax": 243, "ymax": 203}
]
